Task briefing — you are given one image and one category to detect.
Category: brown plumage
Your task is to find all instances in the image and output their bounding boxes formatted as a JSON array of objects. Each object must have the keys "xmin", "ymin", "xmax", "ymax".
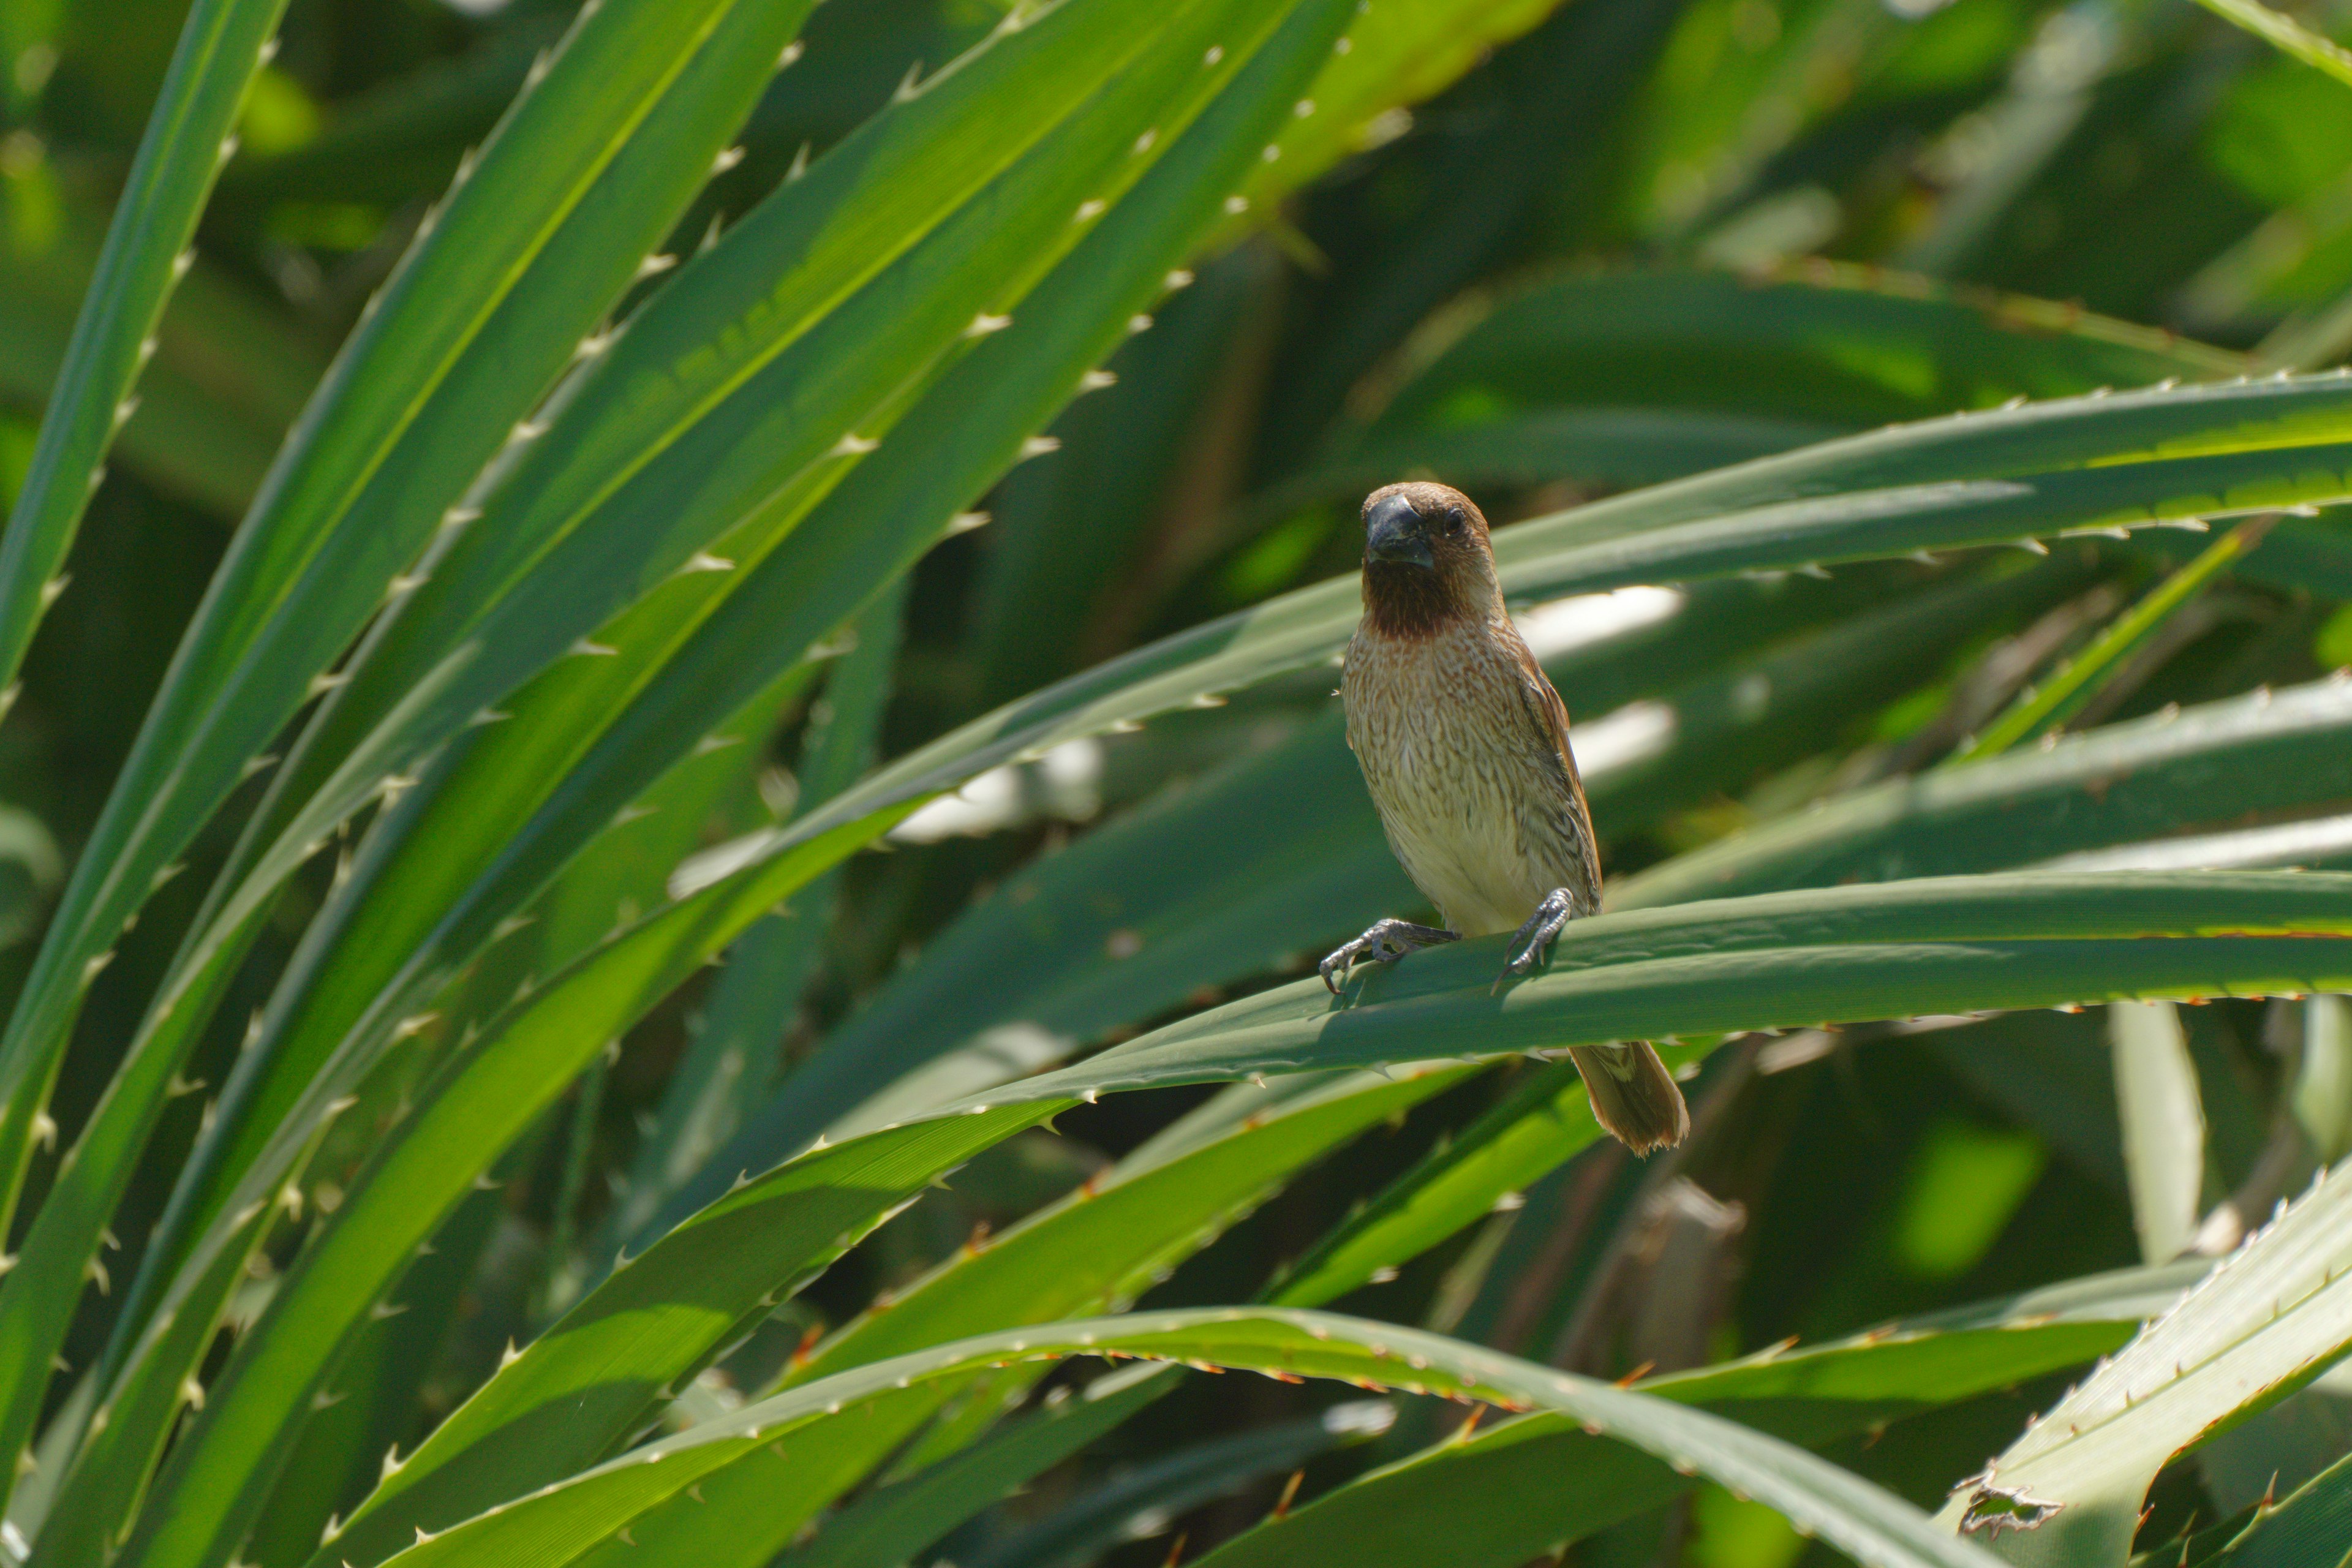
[{"xmin": 1324, "ymin": 480, "xmax": 1690, "ymax": 1155}]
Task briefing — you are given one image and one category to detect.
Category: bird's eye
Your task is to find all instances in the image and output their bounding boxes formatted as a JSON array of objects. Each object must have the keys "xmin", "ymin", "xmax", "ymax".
[{"xmin": 1446, "ymin": 505, "xmax": 1466, "ymax": 532}]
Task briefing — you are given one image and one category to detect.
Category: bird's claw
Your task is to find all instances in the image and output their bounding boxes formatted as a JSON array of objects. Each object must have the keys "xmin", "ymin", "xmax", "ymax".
[
  {"xmin": 1494, "ymin": 889, "xmax": 1577, "ymax": 991},
  {"xmin": 1319, "ymin": 919, "xmax": 1458, "ymax": 994}
]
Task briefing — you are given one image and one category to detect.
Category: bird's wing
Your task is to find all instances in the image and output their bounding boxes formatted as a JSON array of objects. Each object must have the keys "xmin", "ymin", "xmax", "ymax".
[{"xmin": 1505, "ymin": 627, "xmax": 1604, "ymax": 909}]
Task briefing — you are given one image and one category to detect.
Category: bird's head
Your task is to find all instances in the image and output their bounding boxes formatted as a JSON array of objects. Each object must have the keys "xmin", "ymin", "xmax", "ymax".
[{"xmin": 1359, "ymin": 481, "xmax": 1497, "ymax": 637}]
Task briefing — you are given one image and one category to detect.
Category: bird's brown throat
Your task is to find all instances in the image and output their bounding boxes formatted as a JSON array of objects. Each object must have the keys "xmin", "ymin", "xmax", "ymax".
[{"xmin": 1362, "ymin": 560, "xmax": 1476, "ymax": 640}]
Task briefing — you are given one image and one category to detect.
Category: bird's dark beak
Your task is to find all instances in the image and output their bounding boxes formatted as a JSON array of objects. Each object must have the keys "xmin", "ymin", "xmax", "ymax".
[{"xmin": 1363, "ymin": 493, "xmax": 1433, "ymax": 569}]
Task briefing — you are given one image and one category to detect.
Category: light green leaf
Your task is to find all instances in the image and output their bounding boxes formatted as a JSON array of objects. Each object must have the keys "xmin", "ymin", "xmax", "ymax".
[
  {"xmin": 2110, "ymin": 1000, "xmax": 2207, "ymax": 1265},
  {"xmin": 1936, "ymin": 1157, "xmax": 2352, "ymax": 1565}
]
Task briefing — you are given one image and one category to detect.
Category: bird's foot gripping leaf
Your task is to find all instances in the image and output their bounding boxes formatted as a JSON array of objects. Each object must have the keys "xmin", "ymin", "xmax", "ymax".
[
  {"xmin": 1496, "ymin": 888, "xmax": 1577, "ymax": 990},
  {"xmin": 1319, "ymin": 919, "xmax": 1458, "ymax": 993}
]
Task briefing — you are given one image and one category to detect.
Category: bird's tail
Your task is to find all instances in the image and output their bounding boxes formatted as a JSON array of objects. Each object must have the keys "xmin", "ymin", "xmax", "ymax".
[{"xmin": 1567, "ymin": 1042, "xmax": 1690, "ymax": 1155}]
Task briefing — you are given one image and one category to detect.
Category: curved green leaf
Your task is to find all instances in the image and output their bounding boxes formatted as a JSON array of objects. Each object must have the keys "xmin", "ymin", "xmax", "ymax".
[
  {"xmin": 1196, "ymin": 1263, "xmax": 2211, "ymax": 1568},
  {"xmin": 371, "ymin": 1307, "xmax": 2010, "ymax": 1568},
  {"xmin": 987, "ymin": 872, "xmax": 2352, "ymax": 1106},
  {"xmin": 31, "ymin": 7, "xmax": 1364, "ymax": 1546},
  {"xmin": 525, "ymin": 1071, "xmax": 1452, "ymax": 1568},
  {"xmin": 791, "ymin": 1066, "xmax": 1477, "ymax": 1384},
  {"xmin": 83, "ymin": 7, "xmax": 1362, "ymax": 1528},
  {"xmin": 771, "ymin": 1368, "xmax": 1180, "ymax": 1568}
]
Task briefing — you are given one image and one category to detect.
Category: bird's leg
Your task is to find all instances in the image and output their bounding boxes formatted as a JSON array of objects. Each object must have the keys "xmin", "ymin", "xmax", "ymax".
[
  {"xmin": 1319, "ymin": 919, "xmax": 1458, "ymax": 993},
  {"xmin": 1497, "ymin": 888, "xmax": 1578, "ymax": 985}
]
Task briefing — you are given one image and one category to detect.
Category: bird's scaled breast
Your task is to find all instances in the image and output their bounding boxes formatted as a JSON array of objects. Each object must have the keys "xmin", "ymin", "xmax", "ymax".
[{"xmin": 1343, "ymin": 622, "xmax": 1554, "ymax": 937}]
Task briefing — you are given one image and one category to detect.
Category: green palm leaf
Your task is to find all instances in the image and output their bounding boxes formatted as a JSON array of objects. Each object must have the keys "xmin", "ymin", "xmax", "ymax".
[
  {"xmin": 371, "ymin": 1307, "xmax": 2010, "ymax": 1568},
  {"xmin": 0, "ymin": 0, "xmax": 289, "ymax": 706},
  {"xmin": 1195, "ymin": 1265, "xmax": 2212, "ymax": 1568}
]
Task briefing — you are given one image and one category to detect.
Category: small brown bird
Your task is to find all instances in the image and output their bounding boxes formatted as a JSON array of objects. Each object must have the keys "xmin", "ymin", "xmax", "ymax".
[{"xmin": 1322, "ymin": 481, "xmax": 1690, "ymax": 1155}]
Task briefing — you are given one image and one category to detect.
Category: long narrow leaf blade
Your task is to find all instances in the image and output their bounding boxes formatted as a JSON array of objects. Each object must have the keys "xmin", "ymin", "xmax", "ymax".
[
  {"xmin": 1194, "ymin": 1265, "xmax": 2210, "ymax": 1568},
  {"xmin": 0, "ymin": 0, "xmax": 289, "ymax": 707},
  {"xmin": 370, "ymin": 1308, "xmax": 2010, "ymax": 1568}
]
